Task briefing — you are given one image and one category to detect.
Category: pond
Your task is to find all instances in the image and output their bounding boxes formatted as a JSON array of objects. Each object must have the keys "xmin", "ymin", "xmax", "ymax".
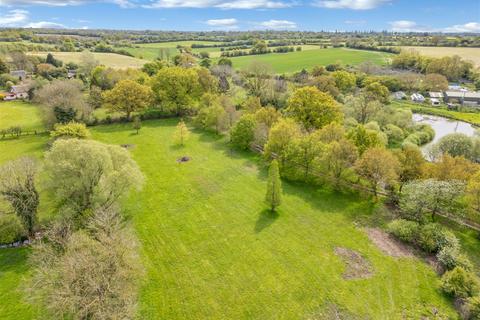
[{"xmin": 412, "ymin": 113, "xmax": 478, "ymax": 150}]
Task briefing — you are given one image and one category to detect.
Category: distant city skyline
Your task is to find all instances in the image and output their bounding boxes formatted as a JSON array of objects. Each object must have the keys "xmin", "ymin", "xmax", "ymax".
[{"xmin": 0, "ymin": 0, "xmax": 479, "ymax": 32}]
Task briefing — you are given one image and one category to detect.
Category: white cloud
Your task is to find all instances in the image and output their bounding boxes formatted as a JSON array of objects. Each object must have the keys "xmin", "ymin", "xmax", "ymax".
[
  {"xmin": 0, "ymin": 0, "xmax": 135, "ymax": 8},
  {"xmin": 259, "ymin": 19, "xmax": 297, "ymax": 29},
  {"xmin": 389, "ymin": 20, "xmax": 419, "ymax": 32},
  {"xmin": 143, "ymin": 0, "xmax": 292, "ymax": 9},
  {"xmin": 206, "ymin": 18, "xmax": 238, "ymax": 27},
  {"xmin": 389, "ymin": 20, "xmax": 480, "ymax": 33},
  {"xmin": 344, "ymin": 19, "xmax": 366, "ymax": 24},
  {"xmin": 24, "ymin": 21, "xmax": 66, "ymax": 28},
  {"xmin": 443, "ymin": 22, "xmax": 480, "ymax": 33},
  {"xmin": 314, "ymin": 0, "xmax": 389, "ymax": 9},
  {"xmin": 0, "ymin": 9, "xmax": 29, "ymax": 26}
]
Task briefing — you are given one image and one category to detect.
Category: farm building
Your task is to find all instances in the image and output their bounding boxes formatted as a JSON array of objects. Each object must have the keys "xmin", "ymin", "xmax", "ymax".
[
  {"xmin": 3, "ymin": 85, "xmax": 29, "ymax": 101},
  {"xmin": 411, "ymin": 93, "xmax": 425, "ymax": 103},
  {"xmin": 430, "ymin": 98, "xmax": 441, "ymax": 106},
  {"xmin": 9, "ymin": 70, "xmax": 27, "ymax": 81},
  {"xmin": 444, "ymin": 91, "xmax": 480, "ymax": 106},
  {"xmin": 428, "ymin": 92, "xmax": 443, "ymax": 99}
]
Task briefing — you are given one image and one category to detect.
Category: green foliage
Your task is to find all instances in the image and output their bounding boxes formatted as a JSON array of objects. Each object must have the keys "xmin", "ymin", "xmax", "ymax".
[
  {"xmin": 332, "ymin": 70, "xmax": 356, "ymax": 93},
  {"xmin": 437, "ymin": 244, "xmax": 473, "ymax": 271},
  {"xmin": 466, "ymin": 296, "xmax": 480, "ymax": 319},
  {"xmin": 364, "ymin": 81, "xmax": 390, "ymax": 104},
  {"xmin": 399, "ymin": 179, "xmax": 465, "ymax": 223},
  {"xmin": 44, "ymin": 139, "xmax": 144, "ymax": 222},
  {"xmin": 51, "ymin": 122, "xmax": 90, "ymax": 139},
  {"xmin": 347, "ymin": 125, "xmax": 386, "ymax": 155},
  {"xmin": 265, "ymin": 159, "xmax": 282, "ymax": 211},
  {"xmin": 151, "ymin": 66, "xmax": 202, "ymax": 116},
  {"xmin": 0, "ymin": 215, "xmax": 25, "ymax": 244},
  {"xmin": 417, "ymin": 223, "xmax": 446, "ymax": 253},
  {"xmin": 286, "ymin": 86, "xmax": 342, "ymax": 130},
  {"xmin": 230, "ymin": 114, "xmax": 256, "ymax": 150},
  {"xmin": 103, "ymin": 79, "xmax": 153, "ymax": 119},
  {"xmin": 387, "ymin": 219, "xmax": 419, "ymax": 243},
  {"xmin": 441, "ymin": 267, "xmax": 479, "ymax": 299},
  {"xmin": 130, "ymin": 117, "xmax": 140, "ymax": 135},
  {"xmin": 437, "ymin": 133, "xmax": 474, "ymax": 159}
]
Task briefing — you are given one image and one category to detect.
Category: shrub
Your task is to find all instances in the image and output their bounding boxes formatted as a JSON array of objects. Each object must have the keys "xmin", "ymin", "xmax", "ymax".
[
  {"xmin": 466, "ymin": 296, "xmax": 480, "ymax": 319},
  {"xmin": 417, "ymin": 223, "xmax": 445, "ymax": 253},
  {"xmin": 440, "ymin": 267, "xmax": 479, "ymax": 299},
  {"xmin": 230, "ymin": 114, "xmax": 256, "ymax": 150},
  {"xmin": 0, "ymin": 215, "xmax": 26, "ymax": 244},
  {"xmin": 51, "ymin": 122, "xmax": 90, "ymax": 139},
  {"xmin": 386, "ymin": 219, "xmax": 419, "ymax": 243},
  {"xmin": 437, "ymin": 245, "xmax": 473, "ymax": 271}
]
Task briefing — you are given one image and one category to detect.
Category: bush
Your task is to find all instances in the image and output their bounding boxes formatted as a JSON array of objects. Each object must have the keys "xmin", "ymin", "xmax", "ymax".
[
  {"xmin": 466, "ymin": 296, "xmax": 480, "ymax": 319},
  {"xmin": 437, "ymin": 245, "xmax": 473, "ymax": 271},
  {"xmin": 441, "ymin": 267, "xmax": 479, "ymax": 299},
  {"xmin": 386, "ymin": 219, "xmax": 419, "ymax": 243},
  {"xmin": 50, "ymin": 122, "xmax": 90, "ymax": 139},
  {"xmin": 0, "ymin": 215, "xmax": 26, "ymax": 244},
  {"xmin": 417, "ymin": 223, "xmax": 446, "ymax": 253},
  {"xmin": 230, "ymin": 114, "xmax": 256, "ymax": 150}
]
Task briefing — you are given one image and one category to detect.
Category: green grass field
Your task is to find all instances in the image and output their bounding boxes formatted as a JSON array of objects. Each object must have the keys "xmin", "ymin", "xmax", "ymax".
[
  {"xmin": 227, "ymin": 48, "xmax": 392, "ymax": 73},
  {"xmin": 0, "ymin": 101, "xmax": 44, "ymax": 132},
  {"xmin": 3, "ymin": 117, "xmax": 480, "ymax": 319},
  {"xmin": 28, "ymin": 52, "xmax": 148, "ymax": 69}
]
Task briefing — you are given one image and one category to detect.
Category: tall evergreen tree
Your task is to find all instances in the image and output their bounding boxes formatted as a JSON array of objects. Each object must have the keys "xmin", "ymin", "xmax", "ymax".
[{"xmin": 265, "ymin": 159, "xmax": 282, "ymax": 212}]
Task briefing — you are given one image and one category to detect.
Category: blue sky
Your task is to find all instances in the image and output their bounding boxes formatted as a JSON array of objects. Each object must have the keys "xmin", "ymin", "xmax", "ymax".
[{"xmin": 0, "ymin": 0, "xmax": 479, "ymax": 32}]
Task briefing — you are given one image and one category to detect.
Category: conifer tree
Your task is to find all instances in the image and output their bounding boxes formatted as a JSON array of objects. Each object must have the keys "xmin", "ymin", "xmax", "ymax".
[{"xmin": 265, "ymin": 159, "xmax": 282, "ymax": 212}]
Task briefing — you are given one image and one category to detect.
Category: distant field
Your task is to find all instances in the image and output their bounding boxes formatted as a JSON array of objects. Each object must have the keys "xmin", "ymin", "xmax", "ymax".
[
  {"xmin": 28, "ymin": 52, "xmax": 148, "ymax": 69},
  {"xmin": 123, "ymin": 43, "xmax": 324, "ymax": 60},
  {"xmin": 227, "ymin": 48, "xmax": 391, "ymax": 74},
  {"xmin": 0, "ymin": 101, "xmax": 44, "ymax": 132},
  {"xmin": 400, "ymin": 46, "xmax": 480, "ymax": 66}
]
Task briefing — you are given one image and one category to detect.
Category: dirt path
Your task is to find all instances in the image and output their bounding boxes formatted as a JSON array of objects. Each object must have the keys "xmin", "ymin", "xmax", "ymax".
[{"xmin": 365, "ymin": 228, "xmax": 414, "ymax": 258}]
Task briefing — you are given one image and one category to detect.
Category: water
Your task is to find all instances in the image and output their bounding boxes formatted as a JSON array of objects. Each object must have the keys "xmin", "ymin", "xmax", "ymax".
[{"xmin": 412, "ymin": 113, "xmax": 478, "ymax": 150}]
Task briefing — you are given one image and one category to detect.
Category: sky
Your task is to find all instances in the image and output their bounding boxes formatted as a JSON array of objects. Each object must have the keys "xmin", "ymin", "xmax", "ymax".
[{"xmin": 0, "ymin": 0, "xmax": 479, "ymax": 32}]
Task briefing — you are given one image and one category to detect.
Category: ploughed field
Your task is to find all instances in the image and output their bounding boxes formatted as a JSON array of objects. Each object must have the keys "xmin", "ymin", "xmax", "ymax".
[{"xmin": 0, "ymin": 108, "xmax": 463, "ymax": 318}]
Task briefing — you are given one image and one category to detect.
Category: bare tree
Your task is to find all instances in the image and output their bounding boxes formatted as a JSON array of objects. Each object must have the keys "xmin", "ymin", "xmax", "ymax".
[{"xmin": 29, "ymin": 208, "xmax": 142, "ymax": 320}]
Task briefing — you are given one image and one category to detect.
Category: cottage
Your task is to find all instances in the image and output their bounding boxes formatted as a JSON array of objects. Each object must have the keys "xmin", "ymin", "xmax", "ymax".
[
  {"xmin": 67, "ymin": 70, "xmax": 77, "ymax": 79},
  {"xmin": 411, "ymin": 93, "xmax": 425, "ymax": 103},
  {"xmin": 3, "ymin": 85, "xmax": 29, "ymax": 101},
  {"xmin": 444, "ymin": 91, "xmax": 480, "ymax": 106},
  {"xmin": 10, "ymin": 70, "xmax": 27, "ymax": 81}
]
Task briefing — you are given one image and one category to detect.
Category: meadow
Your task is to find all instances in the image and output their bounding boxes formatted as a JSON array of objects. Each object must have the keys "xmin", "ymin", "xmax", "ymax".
[
  {"xmin": 227, "ymin": 48, "xmax": 392, "ymax": 73},
  {"xmin": 400, "ymin": 46, "xmax": 480, "ymax": 67},
  {"xmin": 27, "ymin": 52, "xmax": 148, "ymax": 69},
  {"xmin": 0, "ymin": 101, "xmax": 44, "ymax": 132},
  {"xmin": 0, "ymin": 108, "xmax": 469, "ymax": 318}
]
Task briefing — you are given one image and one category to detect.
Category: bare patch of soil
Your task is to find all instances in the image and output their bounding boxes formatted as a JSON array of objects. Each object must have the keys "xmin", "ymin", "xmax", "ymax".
[
  {"xmin": 120, "ymin": 144, "xmax": 136, "ymax": 149},
  {"xmin": 176, "ymin": 156, "xmax": 191, "ymax": 163},
  {"xmin": 334, "ymin": 247, "xmax": 374, "ymax": 280},
  {"xmin": 365, "ymin": 228, "xmax": 414, "ymax": 258}
]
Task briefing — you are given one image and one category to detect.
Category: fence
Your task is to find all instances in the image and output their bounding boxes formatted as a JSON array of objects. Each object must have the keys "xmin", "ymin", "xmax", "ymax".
[
  {"xmin": 0, "ymin": 130, "xmax": 49, "ymax": 140},
  {"xmin": 251, "ymin": 143, "xmax": 480, "ymax": 233}
]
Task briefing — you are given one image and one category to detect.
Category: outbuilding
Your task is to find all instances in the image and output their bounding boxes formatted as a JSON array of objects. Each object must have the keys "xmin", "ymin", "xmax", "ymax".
[{"xmin": 444, "ymin": 91, "xmax": 480, "ymax": 106}]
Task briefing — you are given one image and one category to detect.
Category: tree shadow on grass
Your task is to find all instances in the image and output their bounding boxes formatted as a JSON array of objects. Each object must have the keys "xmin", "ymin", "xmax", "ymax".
[{"xmin": 254, "ymin": 209, "xmax": 279, "ymax": 233}]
